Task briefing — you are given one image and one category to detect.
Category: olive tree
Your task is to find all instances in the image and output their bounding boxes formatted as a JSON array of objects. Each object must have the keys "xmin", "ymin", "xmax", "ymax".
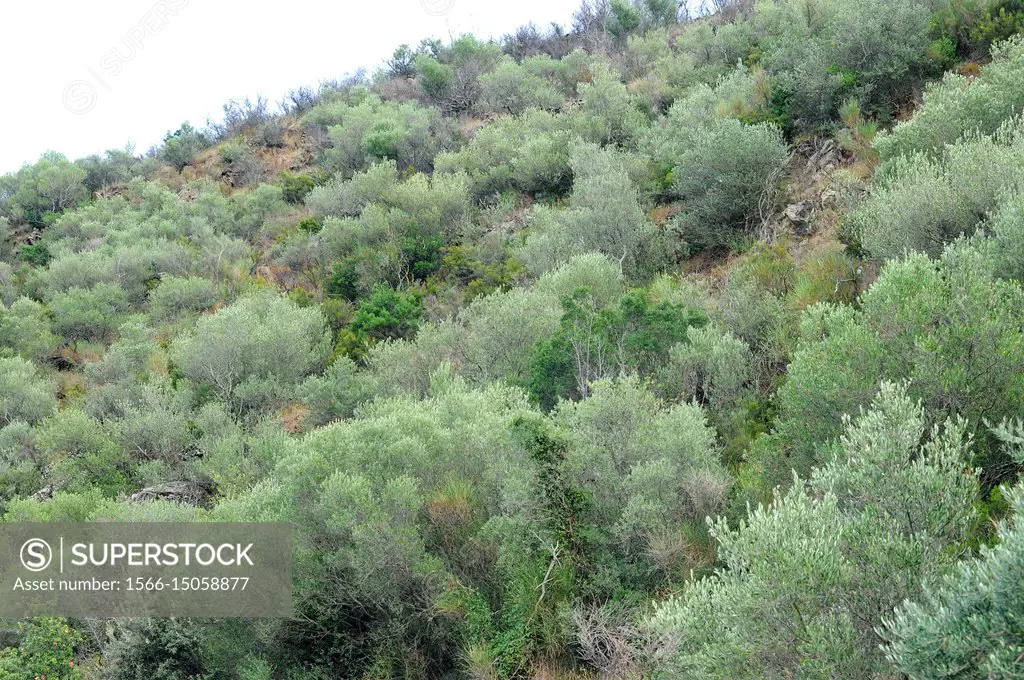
[
  {"xmin": 170, "ymin": 293, "xmax": 331, "ymax": 415},
  {"xmin": 0, "ymin": 357, "xmax": 57, "ymax": 426},
  {"xmin": 650, "ymin": 382, "xmax": 979, "ymax": 678}
]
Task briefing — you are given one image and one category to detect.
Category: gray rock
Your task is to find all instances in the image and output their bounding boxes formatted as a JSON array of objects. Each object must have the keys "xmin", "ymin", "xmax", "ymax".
[
  {"xmin": 130, "ymin": 480, "xmax": 212, "ymax": 506},
  {"xmin": 785, "ymin": 201, "xmax": 815, "ymax": 234}
]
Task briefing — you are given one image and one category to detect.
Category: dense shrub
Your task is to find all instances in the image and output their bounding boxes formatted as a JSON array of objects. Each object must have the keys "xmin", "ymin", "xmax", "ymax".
[
  {"xmin": 754, "ymin": 0, "xmax": 934, "ymax": 127},
  {"xmin": 518, "ymin": 143, "xmax": 660, "ymax": 277},
  {"xmin": 761, "ymin": 247, "xmax": 1024, "ymax": 486},
  {"xmin": 477, "ymin": 59, "xmax": 564, "ymax": 114},
  {"xmin": 170, "ymin": 293, "xmax": 331, "ymax": 415},
  {"xmin": 305, "ymin": 93, "xmax": 456, "ymax": 177},
  {"xmin": 883, "ymin": 470, "xmax": 1024, "ymax": 678},
  {"xmin": 651, "ymin": 383, "xmax": 979, "ymax": 678},
  {"xmin": 0, "ymin": 356, "xmax": 57, "ymax": 426},
  {"xmin": 875, "ymin": 38, "xmax": 1024, "ymax": 161},
  {"xmin": 0, "ymin": 297, "xmax": 59, "ymax": 361},
  {"xmin": 148, "ymin": 275, "xmax": 219, "ymax": 321},
  {"xmin": 667, "ymin": 118, "xmax": 789, "ymax": 252},
  {"xmin": 434, "ymin": 108, "xmax": 574, "ymax": 198},
  {"xmin": 160, "ymin": 122, "xmax": 211, "ymax": 171},
  {"xmin": 849, "ymin": 122, "xmax": 1024, "ymax": 258},
  {"xmin": 0, "ymin": 152, "xmax": 88, "ymax": 226},
  {"xmin": 49, "ymin": 283, "xmax": 132, "ymax": 345}
]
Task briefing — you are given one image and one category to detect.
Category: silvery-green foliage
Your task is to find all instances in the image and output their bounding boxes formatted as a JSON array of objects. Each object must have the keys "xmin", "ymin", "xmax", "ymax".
[
  {"xmin": 148, "ymin": 275, "xmax": 219, "ymax": 322},
  {"xmin": 883, "ymin": 482, "xmax": 1024, "ymax": 679},
  {"xmin": 668, "ymin": 118, "xmax": 788, "ymax": 251},
  {"xmin": 660, "ymin": 325, "xmax": 752, "ymax": 408},
  {"xmin": 306, "ymin": 161, "xmax": 400, "ymax": 218},
  {"xmin": 84, "ymin": 320, "xmax": 163, "ymax": 418},
  {"xmin": 48, "ymin": 283, "xmax": 131, "ymax": 345},
  {"xmin": 170, "ymin": 293, "xmax": 331, "ymax": 415},
  {"xmin": 366, "ymin": 321, "xmax": 467, "ymax": 398},
  {"xmin": 0, "ymin": 263, "xmax": 15, "ymax": 307},
  {"xmin": 0, "ymin": 297, "xmax": 59, "ymax": 362},
  {"xmin": 876, "ymin": 38, "xmax": 1024, "ymax": 162},
  {"xmin": 987, "ymin": 193, "xmax": 1024, "ymax": 281},
  {"xmin": 554, "ymin": 377, "xmax": 728, "ymax": 558},
  {"xmin": 0, "ymin": 357, "xmax": 57, "ymax": 427},
  {"xmin": 517, "ymin": 143, "xmax": 658, "ymax": 278},
  {"xmin": 111, "ymin": 381, "xmax": 194, "ymax": 464},
  {"xmin": 650, "ymin": 382, "xmax": 979, "ymax": 679},
  {"xmin": 458, "ymin": 287, "xmax": 561, "ymax": 383},
  {"xmin": 298, "ymin": 356, "xmax": 378, "ymax": 427},
  {"xmin": 569, "ymin": 62, "xmax": 651, "ymax": 146},
  {"xmin": 477, "ymin": 58, "xmax": 564, "ymax": 115},
  {"xmin": 433, "ymin": 108, "xmax": 574, "ymax": 198},
  {"xmin": 767, "ymin": 248, "xmax": 1024, "ymax": 483},
  {"xmin": 534, "ymin": 253, "xmax": 625, "ymax": 309},
  {"xmin": 850, "ymin": 121, "xmax": 1024, "ymax": 258}
]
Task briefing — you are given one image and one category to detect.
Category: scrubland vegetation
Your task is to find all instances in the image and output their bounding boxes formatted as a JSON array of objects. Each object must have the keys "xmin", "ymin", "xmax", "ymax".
[{"xmin": 2, "ymin": 0, "xmax": 1024, "ymax": 677}]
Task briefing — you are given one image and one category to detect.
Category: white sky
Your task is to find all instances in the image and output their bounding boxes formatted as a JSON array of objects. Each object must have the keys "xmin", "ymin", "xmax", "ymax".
[{"xmin": 0, "ymin": 0, "xmax": 582, "ymax": 173}]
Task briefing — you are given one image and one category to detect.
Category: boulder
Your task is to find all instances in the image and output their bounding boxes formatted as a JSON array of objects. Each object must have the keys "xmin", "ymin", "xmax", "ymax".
[
  {"xmin": 785, "ymin": 201, "xmax": 814, "ymax": 233},
  {"xmin": 130, "ymin": 480, "xmax": 213, "ymax": 506}
]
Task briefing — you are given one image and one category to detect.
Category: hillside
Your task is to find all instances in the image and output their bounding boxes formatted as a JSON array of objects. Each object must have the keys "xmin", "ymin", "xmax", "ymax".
[{"xmin": 2, "ymin": 0, "xmax": 1024, "ymax": 677}]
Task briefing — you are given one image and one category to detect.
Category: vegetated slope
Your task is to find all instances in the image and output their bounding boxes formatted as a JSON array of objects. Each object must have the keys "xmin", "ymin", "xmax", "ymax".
[{"xmin": 1, "ymin": 0, "xmax": 1024, "ymax": 677}]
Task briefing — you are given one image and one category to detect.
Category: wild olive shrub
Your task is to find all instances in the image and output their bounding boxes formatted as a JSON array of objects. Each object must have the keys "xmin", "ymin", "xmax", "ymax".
[
  {"xmin": 477, "ymin": 58, "xmax": 564, "ymax": 115},
  {"xmin": 522, "ymin": 49, "xmax": 602, "ymax": 99},
  {"xmin": 109, "ymin": 382, "xmax": 194, "ymax": 466},
  {"xmin": 667, "ymin": 118, "xmax": 788, "ymax": 252},
  {"xmin": 36, "ymin": 408, "xmax": 127, "ymax": 495},
  {"xmin": 148, "ymin": 275, "xmax": 219, "ymax": 321},
  {"xmin": 553, "ymin": 377, "xmax": 729, "ymax": 579},
  {"xmin": 875, "ymin": 38, "xmax": 1024, "ymax": 162},
  {"xmin": 674, "ymin": 19, "xmax": 756, "ymax": 83},
  {"xmin": 0, "ymin": 297, "xmax": 59, "ymax": 362},
  {"xmin": 75, "ymin": 146, "xmax": 141, "ymax": 193},
  {"xmin": 883, "ymin": 473, "xmax": 1024, "ymax": 677},
  {"xmin": 82, "ymin": 321, "xmax": 164, "ymax": 419},
  {"xmin": 645, "ymin": 65, "xmax": 768, "ymax": 175},
  {"xmin": 658, "ymin": 324, "xmax": 752, "ymax": 409},
  {"xmin": 304, "ymin": 92, "xmax": 455, "ymax": 177},
  {"xmin": 0, "ymin": 356, "xmax": 57, "ymax": 426},
  {"xmin": 0, "ymin": 217, "xmax": 13, "ymax": 262},
  {"xmin": 366, "ymin": 320, "xmax": 467, "ymax": 397},
  {"xmin": 753, "ymin": 0, "xmax": 933, "ymax": 126},
  {"xmin": 170, "ymin": 293, "xmax": 331, "ymax": 416},
  {"xmin": 650, "ymin": 383, "xmax": 979, "ymax": 679},
  {"xmin": 518, "ymin": 143, "xmax": 660, "ymax": 277},
  {"xmin": 307, "ymin": 161, "xmax": 473, "ymax": 238},
  {"xmin": 433, "ymin": 108, "xmax": 574, "ymax": 198},
  {"xmin": 0, "ymin": 421, "xmax": 42, "ymax": 509},
  {"xmin": 986, "ymin": 192, "xmax": 1024, "ymax": 280},
  {"xmin": 298, "ymin": 356, "xmax": 377, "ymax": 427},
  {"xmin": 48, "ymin": 283, "xmax": 131, "ymax": 346},
  {"xmin": 0, "ymin": 152, "xmax": 88, "ymax": 226},
  {"xmin": 621, "ymin": 29, "xmax": 700, "ymax": 110},
  {"xmin": 212, "ymin": 377, "xmax": 533, "ymax": 676},
  {"xmin": 0, "ymin": 263, "xmax": 15, "ymax": 307},
  {"xmin": 534, "ymin": 252, "xmax": 625, "ymax": 309},
  {"xmin": 160, "ymin": 122, "xmax": 211, "ymax": 171},
  {"xmin": 849, "ymin": 121, "xmax": 1024, "ymax": 258},
  {"xmin": 458, "ymin": 286, "xmax": 562, "ymax": 383},
  {"xmin": 414, "ymin": 35, "xmax": 505, "ymax": 113},
  {"xmin": 569, "ymin": 62, "xmax": 651, "ymax": 146},
  {"xmin": 306, "ymin": 160, "xmax": 399, "ymax": 217},
  {"xmin": 763, "ymin": 247, "xmax": 1024, "ymax": 486},
  {"xmin": 190, "ymin": 181, "xmax": 287, "ymax": 240}
]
